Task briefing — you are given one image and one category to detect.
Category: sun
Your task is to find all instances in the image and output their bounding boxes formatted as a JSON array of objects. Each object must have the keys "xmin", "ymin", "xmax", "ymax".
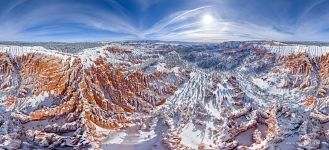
[{"xmin": 202, "ymin": 14, "xmax": 214, "ymax": 25}]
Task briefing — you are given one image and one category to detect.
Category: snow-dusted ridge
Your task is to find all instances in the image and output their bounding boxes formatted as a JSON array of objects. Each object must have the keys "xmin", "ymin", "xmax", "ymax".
[
  {"xmin": 1, "ymin": 42, "xmax": 329, "ymax": 149},
  {"xmin": 263, "ymin": 44, "xmax": 329, "ymax": 57},
  {"xmin": 3, "ymin": 42, "xmax": 329, "ymax": 58},
  {"xmin": 0, "ymin": 45, "xmax": 74, "ymax": 60}
]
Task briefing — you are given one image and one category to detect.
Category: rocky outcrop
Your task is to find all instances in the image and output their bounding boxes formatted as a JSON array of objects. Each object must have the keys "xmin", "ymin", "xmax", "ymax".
[
  {"xmin": 1, "ymin": 42, "xmax": 329, "ymax": 149},
  {"xmin": 0, "ymin": 44, "xmax": 186, "ymax": 149}
]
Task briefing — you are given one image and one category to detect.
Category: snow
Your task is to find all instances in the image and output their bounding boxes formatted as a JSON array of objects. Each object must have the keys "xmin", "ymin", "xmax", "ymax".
[
  {"xmin": 144, "ymin": 63, "xmax": 167, "ymax": 74},
  {"xmin": 78, "ymin": 44, "xmax": 128, "ymax": 68},
  {"xmin": 0, "ymin": 45, "xmax": 73, "ymax": 60},
  {"xmin": 103, "ymin": 132, "xmax": 127, "ymax": 144},
  {"xmin": 20, "ymin": 91, "xmax": 52, "ymax": 114},
  {"xmin": 0, "ymin": 44, "xmax": 129, "ymax": 69},
  {"xmin": 78, "ymin": 47, "xmax": 106, "ymax": 68},
  {"xmin": 101, "ymin": 124, "xmax": 164, "ymax": 150},
  {"xmin": 252, "ymin": 77, "xmax": 269, "ymax": 89},
  {"xmin": 170, "ymin": 71, "xmax": 208, "ymax": 106},
  {"xmin": 179, "ymin": 123, "xmax": 203, "ymax": 148},
  {"xmin": 263, "ymin": 44, "xmax": 329, "ymax": 57},
  {"xmin": 0, "ymin": 42, "xmax": 329, "ymax": 149},
  {"xmin": 0, "ymin": 95, "xmax": 7, "ymax": 102}
]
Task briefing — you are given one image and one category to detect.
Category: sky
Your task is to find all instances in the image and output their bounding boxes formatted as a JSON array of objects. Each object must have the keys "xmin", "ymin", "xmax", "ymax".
[{"xmin": 0, "ymin": 0, "xmax": 329, "ymax": 42}]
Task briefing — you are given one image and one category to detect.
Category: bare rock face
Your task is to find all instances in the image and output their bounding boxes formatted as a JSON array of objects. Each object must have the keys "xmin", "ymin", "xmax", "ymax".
[{"xmin": 0, "ymin": 42, "xmax": 329, "ymax": 149}]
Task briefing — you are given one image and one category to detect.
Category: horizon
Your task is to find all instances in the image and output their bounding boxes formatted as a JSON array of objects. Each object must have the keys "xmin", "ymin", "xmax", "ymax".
[
  {"xmin": 2, "ymin": 40, "xmax": 329, "ymax": 44},
  {"xmin": 1, "ymin": 0, "xmax": 329, "ymax": 42}
]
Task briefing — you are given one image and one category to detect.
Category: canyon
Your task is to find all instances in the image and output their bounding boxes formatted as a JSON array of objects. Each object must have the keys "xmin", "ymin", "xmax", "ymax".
[{"xmin": 0, "ymin": 41, "xmax": 328, "ymax": 149}]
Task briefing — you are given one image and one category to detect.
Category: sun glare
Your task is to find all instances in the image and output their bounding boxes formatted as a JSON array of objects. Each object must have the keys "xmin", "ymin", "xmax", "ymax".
[{"xmin": 202, "ymin": 14, "xmax": 214, "ymax": 25}]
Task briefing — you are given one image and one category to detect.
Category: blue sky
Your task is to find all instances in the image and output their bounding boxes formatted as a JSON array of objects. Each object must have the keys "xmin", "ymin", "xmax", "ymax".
[{"xmin": 0, "ymin": 0, "xmax": 329, "ymax": 42}]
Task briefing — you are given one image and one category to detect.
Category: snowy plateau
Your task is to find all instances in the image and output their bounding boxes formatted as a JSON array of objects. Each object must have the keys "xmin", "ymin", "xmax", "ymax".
[{"xmin": 0, "ymin": 41, "xmax": 329, "ymax": 150}]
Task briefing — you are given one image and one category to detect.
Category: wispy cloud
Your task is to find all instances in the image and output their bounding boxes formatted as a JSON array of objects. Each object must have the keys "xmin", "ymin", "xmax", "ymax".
[
  {"xmin": 0, "ymin": 0, "xmax": 139, "ymax": 41},
  {"xmin": 0, "ymin": 0, "xmax": 329, "ymax": 41},
  {"xmin": 142, "ymin": 5, "xmax": 292, "ymax": 42}
]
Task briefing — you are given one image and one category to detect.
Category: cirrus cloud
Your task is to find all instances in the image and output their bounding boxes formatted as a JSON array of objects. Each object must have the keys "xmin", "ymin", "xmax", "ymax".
[{"xmin": 0, "ymin": 0, "xmax": 328, "ymax": 42}]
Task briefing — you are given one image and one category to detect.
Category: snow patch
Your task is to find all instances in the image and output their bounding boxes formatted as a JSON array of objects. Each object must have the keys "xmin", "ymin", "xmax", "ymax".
[{"xmin": 264, "ymin": 45, "xmax": 329, "ymax": 57}]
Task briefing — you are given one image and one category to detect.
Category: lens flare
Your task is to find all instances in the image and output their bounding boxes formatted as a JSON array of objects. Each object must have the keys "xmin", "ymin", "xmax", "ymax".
[{"xmin": 202, "ymin": 14, "xmax": 214, "ymax": 25}]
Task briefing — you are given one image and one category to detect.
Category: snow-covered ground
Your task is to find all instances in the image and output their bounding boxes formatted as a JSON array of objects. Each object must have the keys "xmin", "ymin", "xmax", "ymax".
[
  {"xmin": 263, "ymin": 44, "xmax": 329, "ymax": 57},
  {"xmin": 0, "ymin": 41, "xmax": 328, "ymax": 149}
]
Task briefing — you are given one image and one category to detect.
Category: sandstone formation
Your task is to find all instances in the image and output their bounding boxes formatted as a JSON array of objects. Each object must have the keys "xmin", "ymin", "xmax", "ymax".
[{"xmin": 0, "ymin": 42, "xmax": 328, "ymax": 149}]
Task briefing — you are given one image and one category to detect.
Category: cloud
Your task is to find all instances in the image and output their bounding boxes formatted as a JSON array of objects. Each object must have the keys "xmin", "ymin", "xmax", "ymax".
[
  {"xmin": 142, "ymin": 5, "xmax": 292, "ymax": 42},
  {"xmin": 293, "ymin": 0, "xmax": 329, "ymax": 41},
  {"xmin": 141, "ymin": 0, "xmax": 329, "ymax": 42},
  {"xmin": 0, "ymin": 0, "xmax": 329, "ymax": 41},
  {"xmin": 135, "ymin": 0, "xmax": 162, "ymax": 11},
  {"xmin": 0, "ymin": 0, "xmax": 139, "ymax": 41}
]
